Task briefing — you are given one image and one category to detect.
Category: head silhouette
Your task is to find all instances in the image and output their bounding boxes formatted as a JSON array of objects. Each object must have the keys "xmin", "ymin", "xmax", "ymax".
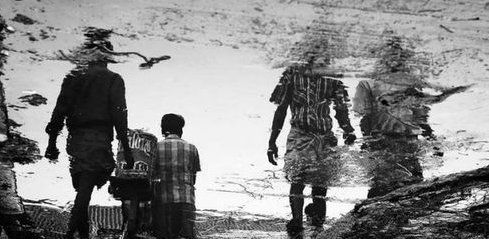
[
  {"xmin": 161, "ymin": 113, "xmax": 185, "ymax": 137},
  {"xmin": 72, "ymin": 27, "xmax": 116, "ymax": 66}
]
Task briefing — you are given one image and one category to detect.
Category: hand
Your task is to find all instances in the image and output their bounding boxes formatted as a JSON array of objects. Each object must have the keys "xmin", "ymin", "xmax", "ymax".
[
  {"xmin": 343, "ymin": 133, "xmax": 356, "ymax": 145},
  {"xmin": 123, "ymin": 151, "xmax": 134, "ymax": 169},
  {"xmin": 267, "ymin": 143, "xmax": 278, "ymax": 166},
  {"xmin": 44, "ymin": 145, "xmax": 60, "ymax": 162}
]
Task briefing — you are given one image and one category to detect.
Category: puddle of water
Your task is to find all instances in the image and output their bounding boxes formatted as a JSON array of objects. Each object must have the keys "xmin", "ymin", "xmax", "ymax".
[
  {"xmin": 8, "ymin": 38, "xmax": 372, "ymax": 219},
  {"xmin": 6, "ymin": 37, "xmax": 489, "ymax": 221},
  {"xmin": 424, "ymin": 150, "xmax": 489, "ymax": 178},
  {"xmin": 8, "ymin": 38, "xmax": 292, "ymax": 212}
]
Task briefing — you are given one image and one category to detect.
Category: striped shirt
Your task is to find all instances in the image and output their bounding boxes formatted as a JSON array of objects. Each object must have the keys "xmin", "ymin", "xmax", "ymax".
[
  {"xmin": 153, "ymin": 135, "xmax": 201, "ymax": 204},
  {"xmin": 270, "ymin": 66, "xmax": 354, "ymax": 134}
]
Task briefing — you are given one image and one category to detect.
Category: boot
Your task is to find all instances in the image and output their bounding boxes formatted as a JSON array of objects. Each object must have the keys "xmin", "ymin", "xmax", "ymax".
[
  {"xmin": 287, "ymin": 196, "xmax": 304, "ymax": 236},
  {"xmin": 311, "ymin": 187, "xmax": 326, "ymax": 228}
]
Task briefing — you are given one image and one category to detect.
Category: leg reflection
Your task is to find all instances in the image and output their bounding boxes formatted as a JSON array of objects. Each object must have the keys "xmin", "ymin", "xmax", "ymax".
[
  {"xmin": 310, "ymin": 187, "xmax": 327, "ymax": 228},
  {"xmin": 287, "ymin": 183, "xmax": 305, "ymax": 239},
  {"xmin": 366, "ymin": 137, "xmax": 424, "ymax": 198}
]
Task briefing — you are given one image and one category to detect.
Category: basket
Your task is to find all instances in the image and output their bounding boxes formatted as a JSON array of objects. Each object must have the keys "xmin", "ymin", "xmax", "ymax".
[{"xmin": 109, "ymin": 130, "xmax": 157, "ymax": 201}]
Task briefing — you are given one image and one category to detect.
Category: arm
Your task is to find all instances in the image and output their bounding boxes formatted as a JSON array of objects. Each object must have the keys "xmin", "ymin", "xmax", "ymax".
[
  {"xmin": 152, "ymin": 143, "xmax": 160, "ymax": 180},
  {"xmin": 405, "ymin": 85, "xmax": 469, "ymax": 139},
  {"xmin": 191, "ymin": 146, "xmax": 201, "ymax": 185},
  {"xmin": 332, "ymin": 80, "xmax": 356, "ymax": 145},
  {"xmin": 267, "ymin": 104, "xmax": 288, "ymax": 165},
  {"xmin": 109, "ymin": 74, "xmax": 133, "ymax": 168},
  {"xmin": 45, "ymin": 75, "xmax": 76, "ymax": 161},
  {"xmin": 267, "ymin": 73, "xmax": 292, "ymax": 165},
  {"xmin": 151, "ymin": 143, "xmax": 161, "ymax": 196}
]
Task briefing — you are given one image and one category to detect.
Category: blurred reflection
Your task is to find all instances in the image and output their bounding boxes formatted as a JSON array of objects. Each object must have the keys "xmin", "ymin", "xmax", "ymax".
[
  {"xmin": 267, "ymin": 53, "xmax": 357, "ymax": 238},
  {"xmin": 352, "ymin": 36, "xmax": 469, "ymax": 198}
]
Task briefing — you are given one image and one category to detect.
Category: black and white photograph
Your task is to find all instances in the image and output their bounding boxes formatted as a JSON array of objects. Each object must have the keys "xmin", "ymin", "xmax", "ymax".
[{"xmin": 0, "ymin": 0, "xmax": 488, "ymax": 238}]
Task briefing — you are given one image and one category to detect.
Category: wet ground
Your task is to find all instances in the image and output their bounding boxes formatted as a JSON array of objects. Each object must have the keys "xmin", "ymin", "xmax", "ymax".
[{"xmin": 1, "ymin": 0, "xmax": 489, "ymax": 238}]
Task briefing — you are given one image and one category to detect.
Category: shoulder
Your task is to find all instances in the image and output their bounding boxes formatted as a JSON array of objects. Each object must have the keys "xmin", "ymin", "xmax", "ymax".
[
  {"xmin": 325, "ymin": 77, "xmax": 342, "ymax": 84},
  {"xmin": 324, "ymin": 77, "xmax": 346, "ymax": 91},
  {"xmin": 277, "ymin": 67, "xmax": 294, "ymax": 85},
  {"xmin": 188, "ymin": 143, "xmax": 198, "ymax": 152},
  {"xmin": 187, "ymin": 143, "xmax": 199, "ymax": 159},
  {"xmin": 105, "ymin": 69, "xmax": 123, "ymax": 82},
  {"xmin": 62, "ymin": 68, "xmax": 85, "ymax": 83},
  {"xmin": 90, "ymin": 66, "xmax": 123, "ymax": 81},
  {"xmin": 270, "ymin": 67, "xmax": 299, "ymax": 104},
  {"xmin": 157, "ymin": 139, "xmax": 178, "ymax": 152},
  {"xmin": 354, "ymin": 79, "xmax": 371, "ymax": 89},
  {"xmin": 106, "ymin": 71, "xmax": 124, "ymax": 88},
  {"xmin": 180, "ymin": 139, "xmax": 198, "ymax": 150},
  {"xmin": 279, "ymin": 65, "xmax": 306, "ymax": 82},
  {"xmin": 360, "ymin": 79, "xmax": 374, "ymax": 85},
  {"xmin": 179, "ymin": 139, "xmax": 199, "ymax": 153},
  {"xmin": 168, "ymin": 139, "xmax": 198, "ymax": 154},
  {"xmin": 106, "ymin": 68, "xmax": 121, "ymax": 78},
  {"xmin": 159, "ymin": 138, "xmax": 193, "ymax": 146}
]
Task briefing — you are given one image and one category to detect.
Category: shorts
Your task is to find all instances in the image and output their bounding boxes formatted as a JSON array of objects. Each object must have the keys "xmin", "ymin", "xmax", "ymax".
[{"xmin": 283, "ymin": 127, "xmax": 340, "ymax": 187}]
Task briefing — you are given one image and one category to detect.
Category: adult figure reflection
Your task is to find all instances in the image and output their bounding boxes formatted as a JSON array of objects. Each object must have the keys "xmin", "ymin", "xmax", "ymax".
[
  {"xmin": 352, "ymin": 36, "xmax": 468, "ymax": 198},
  {"xmin": 44, "ymin": 27, "xmax": 134, "ymax": 239},
  {"xmin": 267, "ymin": 54, "xmax": 356, "ymax": 237}
]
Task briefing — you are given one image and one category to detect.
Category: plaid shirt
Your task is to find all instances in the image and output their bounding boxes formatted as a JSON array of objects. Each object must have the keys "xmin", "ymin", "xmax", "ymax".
[
  {"xmin": 270, "ymin": 66, "xmax": 354, "ymax": 134},
  {"xmin": 153, "ymin": 135, "xmax": 201, "ymax": 204}
]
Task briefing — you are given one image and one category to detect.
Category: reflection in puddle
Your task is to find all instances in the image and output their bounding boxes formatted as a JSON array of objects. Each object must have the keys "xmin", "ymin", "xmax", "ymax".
[
  {"xmin": 1, "ymin": 17, "xmax": 488, "ymax": 239},
  {"xmin": 352, "ymin": 35, "xmax": 471, "ymax": 198}
]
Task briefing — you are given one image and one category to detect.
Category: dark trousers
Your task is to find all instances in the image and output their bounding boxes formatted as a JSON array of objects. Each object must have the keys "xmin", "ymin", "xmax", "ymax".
[
  {"xmin": 66, "ymin": 172, "xmax": 101, "ymax": 238},
  {"xmin": 288, "ymin": 183, "xmax": 327, "ymax": 229},
  {"xmin": 121, "ymin": 199, "xmax": 152, "ymax": 238},
  {"xmin": 363, "ymin": 137, "xmax": 424, "ymax": 198},
  {"xmin": 153, "ymin": 202, "xmax": 196, "ymax": 239}
]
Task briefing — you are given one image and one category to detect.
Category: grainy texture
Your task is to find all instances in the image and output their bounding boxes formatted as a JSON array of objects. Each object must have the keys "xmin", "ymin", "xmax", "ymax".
[
  {"xmin": 1, "ymin": 0, "xmax": 489, "ymax": 238},
  {"xmin": 320, "ymin": 165, "xmax": 489, "ymax": 238}
]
